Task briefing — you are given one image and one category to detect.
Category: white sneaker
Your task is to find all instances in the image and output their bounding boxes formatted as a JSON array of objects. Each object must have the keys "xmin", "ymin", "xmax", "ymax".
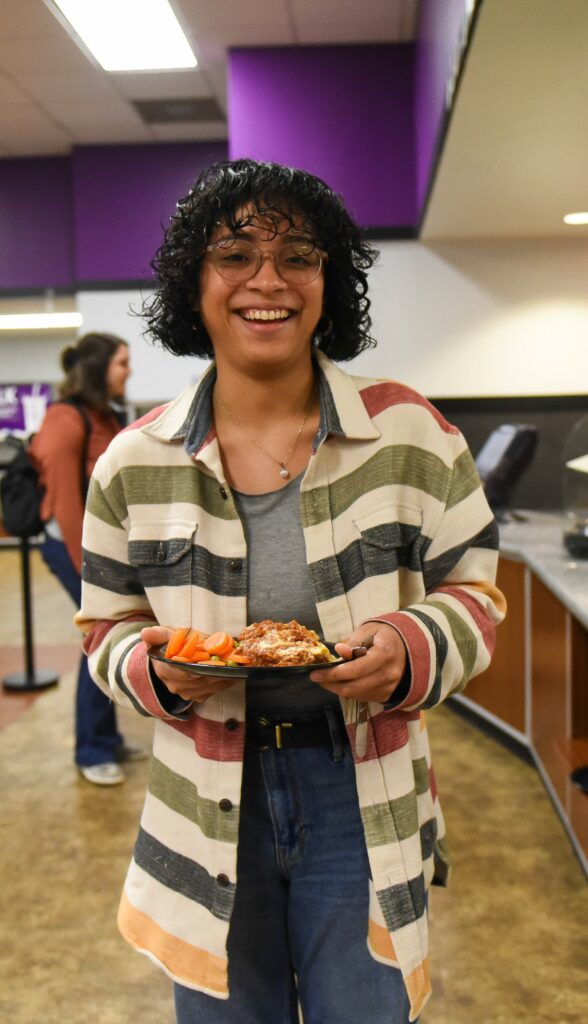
[{"xmin": 79, "ymin": 762, "xmax": 125, "ymax": 786}]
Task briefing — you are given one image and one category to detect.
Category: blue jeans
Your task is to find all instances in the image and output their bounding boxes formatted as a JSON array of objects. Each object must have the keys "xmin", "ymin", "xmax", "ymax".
[
  {"xmin": 40, "ymin": 534, "xmax": 123, "ymax": 767},
  {"xmin": 174, "ymin": 719, "xmax": 414, "ymax": 1024}
]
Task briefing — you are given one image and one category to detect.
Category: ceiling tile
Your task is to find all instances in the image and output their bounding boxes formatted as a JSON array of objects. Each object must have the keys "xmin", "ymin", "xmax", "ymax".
[
  {"xmin": 68, "ymin": 123, "xmax": 154, "ymax": 145},
  {"xmin": 43, "ymin": 100, "xmax": 147, "ymax": 137},
  {"xmin": 0, "ymin": 33, "xmax": 94, "ymax": 76},
  {"xmin": 0, "ymin": 71, "xmax": 29, "ymax": 103},
  {"xmin": 291, "ymin": 0, "xmax": 419, "ymax": 42},
  {"xmin": 0, "ymin": 101, "xmax": 73, "ymax": 155},
  {"xmin": 21, "ymin": 70, "xmax": 123, "ymax": 105},
  {"xmin": 201, "ymin": 60, "xmax": 228, "ymax": 110},
  {"xmin": 176, "ymin": 0, "xmax": 292, "ymax": 32},
  {"xmin": 0, "ymin": 0, "xmax": 65, "ymax": 36}
]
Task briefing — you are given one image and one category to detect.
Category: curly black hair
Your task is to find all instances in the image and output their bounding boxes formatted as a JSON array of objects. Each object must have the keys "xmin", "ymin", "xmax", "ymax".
[{"xmin": 141, "ymin": 159, "xmax": 378, "ymax": 361}]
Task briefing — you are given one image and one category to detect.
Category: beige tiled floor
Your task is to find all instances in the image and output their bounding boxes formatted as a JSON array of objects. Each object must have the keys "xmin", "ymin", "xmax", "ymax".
[{"xmin": 1, "ymin": 547, "xmax": 587, "ymax": 1023}]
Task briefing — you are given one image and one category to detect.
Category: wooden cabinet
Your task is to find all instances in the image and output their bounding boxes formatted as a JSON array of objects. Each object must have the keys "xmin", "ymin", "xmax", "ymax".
[
  {"xmin": 464, "ymin": 557, "xmax": 527, "ymax": 734},
  {"xmin": 454, "ymin": 554, "xmax": 588, "ymax": 875},
  {"xmin": 530, "ymin": 574, "xmax": 568, "ymax": 746}
]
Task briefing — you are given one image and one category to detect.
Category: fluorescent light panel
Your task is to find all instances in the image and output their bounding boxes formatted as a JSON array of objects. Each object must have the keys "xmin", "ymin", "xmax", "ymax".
[
  {"xmin": 50, "ymin": 0, "xmax": 197, "ymax": 72},
  {"xmin": 563, "ymin": 212, "xmax": 588, "ymax": 225},
  {"xmin": 0, "ymin": 313, "xmax": 83, "ymax": 331}
]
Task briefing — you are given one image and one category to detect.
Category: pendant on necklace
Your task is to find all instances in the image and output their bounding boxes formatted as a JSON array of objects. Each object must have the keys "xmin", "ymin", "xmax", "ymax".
[{"xmin": 279, "ymin": 465, "xmax": 290, "ymax": 479}]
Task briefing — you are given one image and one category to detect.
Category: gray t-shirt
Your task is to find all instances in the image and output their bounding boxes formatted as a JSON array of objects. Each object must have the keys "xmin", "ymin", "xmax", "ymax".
[{"xmin": 233, "ymin": 474, "xmax": 339, "ymax": 712}]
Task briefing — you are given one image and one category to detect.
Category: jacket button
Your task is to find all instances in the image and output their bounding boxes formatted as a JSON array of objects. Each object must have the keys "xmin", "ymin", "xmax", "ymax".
[
  {"xmin": 224, "ymin": 718, "xmax": 239, "ymax": 731},
  {"xmin": 219, "ymin": 486, "xmax": 228, "ymax": 499},
  {"xmin": 228, "ymin": 560, "xmax": 242, "ymax": 573},
  {"xmin": 219, "ymin": 798, "xmax": 233, "ymax": 813},
  {"xmin": 155, "ymin": 543, "xmax": 166, "ymax": 563},
  {"xmin": 216, "ymin": 873, "xmax": 230, "ymax": 887}
]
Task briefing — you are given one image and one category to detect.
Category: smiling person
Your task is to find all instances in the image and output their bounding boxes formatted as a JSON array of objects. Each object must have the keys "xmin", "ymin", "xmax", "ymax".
[
  {"xmin": 77, "ymin": 160, "xmax": 506, "ymax": 1023},
  {"xmin": 30, "ymin": 331, "xmax": 144, "ymax": 786}
]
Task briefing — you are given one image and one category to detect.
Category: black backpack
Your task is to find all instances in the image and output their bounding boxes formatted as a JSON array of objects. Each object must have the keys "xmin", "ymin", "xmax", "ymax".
[{"xmin": 0, "ymin": 402, "xmax": 91, "ymax": 539}]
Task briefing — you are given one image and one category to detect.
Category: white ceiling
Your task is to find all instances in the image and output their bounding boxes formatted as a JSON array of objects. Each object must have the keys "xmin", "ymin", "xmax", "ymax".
[
  {"xmin": 0, "ymin": 0, "xmax": 420, "ymax": 154},
  {"xmin": 422, "ymin": 0, "xmax": 588, "ymax": 239}
]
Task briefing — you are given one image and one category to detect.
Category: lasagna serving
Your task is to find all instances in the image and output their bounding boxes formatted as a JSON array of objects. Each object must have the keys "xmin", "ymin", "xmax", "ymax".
[{"xmin": 236, "ymin": 619, "xmax": 335, "ymax": 667}]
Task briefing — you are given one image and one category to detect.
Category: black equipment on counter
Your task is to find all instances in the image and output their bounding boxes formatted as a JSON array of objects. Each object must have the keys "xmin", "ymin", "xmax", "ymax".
[{"xmin": 475, "ymin": 423, "xmax": 538, "ymax": 520}]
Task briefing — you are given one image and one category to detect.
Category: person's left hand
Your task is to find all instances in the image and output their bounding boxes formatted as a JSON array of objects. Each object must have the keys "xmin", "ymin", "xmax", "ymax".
[{"xmin": 309, "ymin": 622, "xmax": 408, "ymax": 704}]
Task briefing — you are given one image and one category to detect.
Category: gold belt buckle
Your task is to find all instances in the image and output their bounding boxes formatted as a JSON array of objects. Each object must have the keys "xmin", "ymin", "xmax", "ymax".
[{"xmin": 275, "ymin": 722, "xmax": 293, "ymax": 749}]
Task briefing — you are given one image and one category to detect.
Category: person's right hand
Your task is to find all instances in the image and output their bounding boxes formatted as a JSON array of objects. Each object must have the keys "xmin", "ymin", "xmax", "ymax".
[{"xmin": 141, "ymin": 625, "xmax": 240, "ymax": 704}]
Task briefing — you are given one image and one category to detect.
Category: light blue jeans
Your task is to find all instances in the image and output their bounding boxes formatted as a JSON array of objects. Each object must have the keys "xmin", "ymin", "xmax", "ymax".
[{"xmin": 174, "ymin": 716, "xmax": 415, "ymax": 1024}]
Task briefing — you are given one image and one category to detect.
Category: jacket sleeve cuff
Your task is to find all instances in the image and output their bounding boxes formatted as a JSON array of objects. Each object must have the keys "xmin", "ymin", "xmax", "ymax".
[
  {"xmin": 122, "ymin": 640, "xmax": 193, "ymax": 720},
  {"xmin": 146, "ymin": 659, "xmax": 193, "ymax": 719}
]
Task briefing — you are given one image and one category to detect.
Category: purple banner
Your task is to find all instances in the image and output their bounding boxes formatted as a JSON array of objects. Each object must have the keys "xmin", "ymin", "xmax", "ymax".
[{"xmin": 0, "ymin": 383, "xmax": 53, "ymax": 435}]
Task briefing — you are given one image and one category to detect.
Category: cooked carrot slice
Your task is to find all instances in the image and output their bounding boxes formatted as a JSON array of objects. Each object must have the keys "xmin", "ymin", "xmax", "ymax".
[
  {"xmin": 192, "ymin": 652, "xmax": 212, "ymax": 663},
  {"xmin": 217, "ymin": 642, "xmax": 235, "ymax": 660},
  {"xmin": 228, "ymin": 654, "xmax": 252, "ymax": 665},
  {"xmin": 166, "ymin": 627, "xmax": 190, "ymax": 658},
  {"xmin": 170, "ymin": 655, "xmax": 192, "ymax": 663},
  {"xmin": 179, "ymin": 630, "xmax": 206, "ymax": 659},
  {"xmin": 203, "ymin": 631, "xmax": 233, "ymax": 656}
]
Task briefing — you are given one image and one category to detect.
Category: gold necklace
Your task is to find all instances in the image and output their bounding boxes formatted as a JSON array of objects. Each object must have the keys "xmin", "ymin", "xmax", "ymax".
[{"xmin": 214, "ymin": 388, "xmax": 316, "ymax": 479}]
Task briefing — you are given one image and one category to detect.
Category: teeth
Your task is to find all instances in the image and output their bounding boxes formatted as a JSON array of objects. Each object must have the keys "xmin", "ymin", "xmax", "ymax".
[{"xmin": 242, "ymin": 309, "xmax": 291, "ymax": 321}]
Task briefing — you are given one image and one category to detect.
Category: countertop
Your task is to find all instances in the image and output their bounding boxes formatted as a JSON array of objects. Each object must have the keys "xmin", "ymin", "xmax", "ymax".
[{"xmin": 499, "ymin": 511, "xmax": 588, "ymax": 630}]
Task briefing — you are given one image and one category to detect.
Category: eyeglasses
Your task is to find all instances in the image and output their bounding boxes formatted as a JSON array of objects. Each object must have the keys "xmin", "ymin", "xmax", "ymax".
[{"xmin": 205, "ymin": 237, "xmax": 327, "ymax": 285}]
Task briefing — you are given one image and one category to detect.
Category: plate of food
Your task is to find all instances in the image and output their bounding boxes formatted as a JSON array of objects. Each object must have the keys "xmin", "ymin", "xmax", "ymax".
[{"xmin": 148, "ymin": 619, "xmax": 346, "ymax": 678}]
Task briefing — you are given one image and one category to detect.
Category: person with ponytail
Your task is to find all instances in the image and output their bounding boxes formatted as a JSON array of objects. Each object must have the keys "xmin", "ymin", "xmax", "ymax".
[{"xmin": 31, "ymin": 332, "xmax": 142, "ymax": 785}]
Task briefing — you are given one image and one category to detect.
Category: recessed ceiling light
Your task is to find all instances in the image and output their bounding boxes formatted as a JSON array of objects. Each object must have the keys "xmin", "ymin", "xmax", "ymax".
[
  {"xmin": 0, "ymin": 313, "xmax": 83, "ymax": 331},
  {"xmin": 46, "ymin": 0, "xmax": 197, "ymax": 72},
  {"xmin": 563, "ymin": 212, "xmax": 588, "ymax": 225}
]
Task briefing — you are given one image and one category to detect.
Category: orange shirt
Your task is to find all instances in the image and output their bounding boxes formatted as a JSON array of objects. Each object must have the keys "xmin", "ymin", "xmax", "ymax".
[{"xmin": 30, "ymin": 402, "xmax": 121, "ymax": 574}]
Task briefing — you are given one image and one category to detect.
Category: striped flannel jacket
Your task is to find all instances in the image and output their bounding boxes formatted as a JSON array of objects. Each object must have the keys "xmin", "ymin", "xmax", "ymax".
[{"xmin": 78, "ymin": 351, "xmax": 505, "ymax": 1021}]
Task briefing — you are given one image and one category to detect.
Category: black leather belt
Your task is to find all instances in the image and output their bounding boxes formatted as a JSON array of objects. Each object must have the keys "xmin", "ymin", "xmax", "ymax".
[{"xmin": 246, "ymin": 713, "xmax": 347, "ymax": 751}]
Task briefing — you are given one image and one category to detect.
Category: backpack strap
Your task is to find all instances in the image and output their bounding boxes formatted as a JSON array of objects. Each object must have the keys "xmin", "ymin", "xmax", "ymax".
[{"xmin": 59, "ymin": 400, "xmax": 92, "ymax": 499}]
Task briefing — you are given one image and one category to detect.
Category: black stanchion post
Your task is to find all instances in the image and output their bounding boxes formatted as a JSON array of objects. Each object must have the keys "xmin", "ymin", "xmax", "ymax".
[{"xmin": 3, "ymin": 536, "xmax": 59, "ymax": 692}]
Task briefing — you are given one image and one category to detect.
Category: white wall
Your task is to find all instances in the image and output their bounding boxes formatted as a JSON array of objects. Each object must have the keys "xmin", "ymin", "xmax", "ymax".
[
  {"xmin": 347, "ymin": 236, "xmax": 588, "ymax": 396},
  {"xmin": 2, "ymin": 236, "xmax": 587, "ymax": 402}
]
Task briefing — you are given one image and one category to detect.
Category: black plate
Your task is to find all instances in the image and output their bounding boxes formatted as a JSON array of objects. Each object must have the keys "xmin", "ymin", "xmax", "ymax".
[{"xmin": 147, "ymin": 642, "xmax": 344, "ymax": 678}]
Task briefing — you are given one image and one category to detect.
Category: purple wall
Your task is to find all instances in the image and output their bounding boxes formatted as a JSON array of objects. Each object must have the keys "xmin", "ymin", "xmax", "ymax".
[
  {"xmin": 0, "ymin": 157, "xmax": 74, "ymax": 290},
  {"xmin": 414, "ymin": 0, "xmax": 471, "ymax": 212},
  {"xmin": 72, "ymin": 141, "xmax": 227, "ymax": 282},
  {"xmin": 228, "ymin": 46, "xmax": 417, "ymax": 229}
]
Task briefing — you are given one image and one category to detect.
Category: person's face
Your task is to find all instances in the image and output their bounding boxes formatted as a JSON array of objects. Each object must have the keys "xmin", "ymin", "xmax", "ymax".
[
  {"xmin": 106, "ymin": 343, "xmax": 131, "ymax": 402},
  {"xmin": 197, "ymin": 208, "xmax": 325, "ymax": 378}
]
